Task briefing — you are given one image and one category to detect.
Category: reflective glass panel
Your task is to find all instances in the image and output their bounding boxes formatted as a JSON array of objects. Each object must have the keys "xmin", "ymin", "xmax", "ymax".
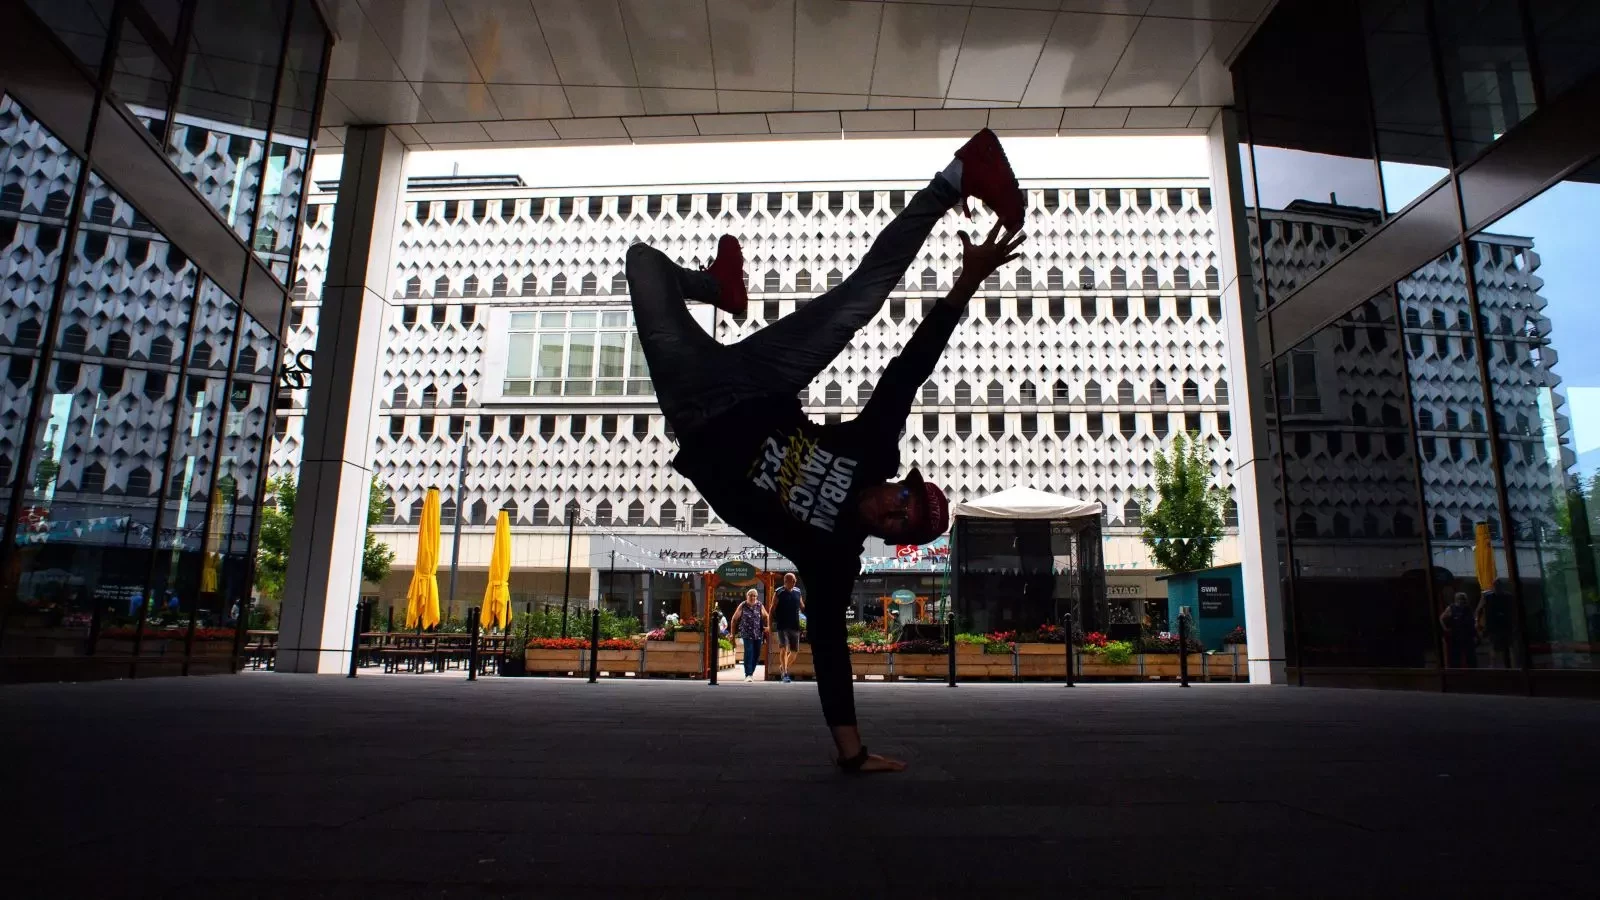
[
  {"xmin": 1279, "ymin": 293, "xmax": 1436, "ymax": 667},
  {"xmin": 0, "ymin": 96, "xmax": 84, "ymax": 657},
  {"xmin": 255, "ymin": 0, "xmax": 328, "ymax": 279},
  {"xmin": 112, "ymin": 14, "xmax": 174, "ymax": 140},
  {"xmin": 8, "ymin": 172, "xmax": 196, "ymax": 661},
  {"xmin": 1361, "ymin": 0, "xmax": 1451, "ymax": 211},
  {"xmin": 1527, "ymin": 0, "xmax": 1600, "ymax": 101},
  {"xmin": 24, "ymin": 0, "xmax": 114, "ymax": 78},
  {"xmin": 1239, "ymin": 1, "xmax": 1384, "ymax": 304},
  {"xmin": 227, "ymin": 313, "xmax": 278, "ymax": 635},
  {"xmin": 1469, "ymin": 164, "xmax": 1600, "ymax": 669},
  {"xmin": 1433, "ymin": 0, "xmax": 1537, "ymax": 161},
  {"xmin": 167, "ymin": 0, "xmax": 290, "ymax": 241},
  {"xmin": 1398, "ymin": 246, "xmax": 1516, "ymax": 668}
]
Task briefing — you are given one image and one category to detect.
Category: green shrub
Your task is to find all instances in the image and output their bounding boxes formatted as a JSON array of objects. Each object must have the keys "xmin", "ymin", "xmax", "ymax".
[{"xmin": 1100, "ymin": 640, "xmax": 1134, "ymax": 665}]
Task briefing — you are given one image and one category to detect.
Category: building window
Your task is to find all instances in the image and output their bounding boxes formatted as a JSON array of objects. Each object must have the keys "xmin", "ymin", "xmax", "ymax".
[
  {"xmin": 691, "ymin": 500, "xmax": 710, "ymax": 528},
  {"xmin": 389, "ymin": 416, "xmax": 405, "ymax": 439},
  {"xmin": 1020, "ymin": 413, "xmax": 1037, "ymax": 437},
  {"xmin": 501, "ymin": 308, "xmax": 650, "ymax": 398},
  {"xmin": 1085, "ymin": 380, "xmax": 1101, "ymax": 404},
  {"xmin": 508, "ymin": 416, "xmax": 525, "ymax": 439},
  {"xmin": 1277, "ymin": 350, "xmax": 1321, "ymax": 415},
  {"xmin": 955, "ymin": 414, "xmax": 972, "ymax": 438},
  {"xmin": 1124, "ymin": 500, "xmax": 1142, "ymax": 527}
]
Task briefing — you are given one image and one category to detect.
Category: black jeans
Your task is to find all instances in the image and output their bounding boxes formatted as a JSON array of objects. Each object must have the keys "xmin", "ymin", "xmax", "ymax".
[{"xmin": 625, "ymin": 175, "xmax": 960, "ymax": 436}]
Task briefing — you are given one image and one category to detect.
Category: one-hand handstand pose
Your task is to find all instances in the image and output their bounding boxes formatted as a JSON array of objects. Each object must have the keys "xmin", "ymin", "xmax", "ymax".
[{"xmin": 626, "ymin": 129, "xmax": 1025, "ymax": 773}]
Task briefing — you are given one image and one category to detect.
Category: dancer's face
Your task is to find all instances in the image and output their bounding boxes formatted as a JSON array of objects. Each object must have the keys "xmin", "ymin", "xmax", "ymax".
[{"xmin": 857, "ymin": 479, "xmax": 923, "ymax": 542}]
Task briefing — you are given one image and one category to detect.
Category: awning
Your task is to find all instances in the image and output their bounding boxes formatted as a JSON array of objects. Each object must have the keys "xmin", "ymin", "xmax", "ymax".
[{"xmin": 952, "ymin": 487, "xmax": 1103, "ymax": 521}]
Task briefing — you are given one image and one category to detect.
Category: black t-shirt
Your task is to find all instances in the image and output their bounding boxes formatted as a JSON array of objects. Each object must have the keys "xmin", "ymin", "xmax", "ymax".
[
  {"xmin": 671, "ymin": 303, "xmax": 961, "ymax": 576},
  {"xmin": 773, "ymin": 586, "xmax": 803, "ymax": 630}
]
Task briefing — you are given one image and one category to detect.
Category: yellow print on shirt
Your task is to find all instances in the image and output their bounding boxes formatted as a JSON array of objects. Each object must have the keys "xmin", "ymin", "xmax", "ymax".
[{"xmin": 749, "ymin": 431, "xmax": 858, "ymax": 534}]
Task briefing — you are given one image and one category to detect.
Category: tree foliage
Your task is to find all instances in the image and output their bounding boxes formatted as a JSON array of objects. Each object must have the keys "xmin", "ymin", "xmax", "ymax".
[
  {"xmin": 363, "ymin": 478, "xmax": 395, "ymax": 585},
  {"xmin": 254, "ymin": 474, "xmax": 295, "ymax": 602},
  {"xmin": 254, "ymin": 474, "xmax": 394, "ymax": 603},
  {"xmin": 1139, "ymin": 432, "xmax": 1227, "ymax": 573}
]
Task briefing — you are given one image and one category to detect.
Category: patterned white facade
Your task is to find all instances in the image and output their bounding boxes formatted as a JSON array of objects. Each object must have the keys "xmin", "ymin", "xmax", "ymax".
[{"xmin": 275, "ymin": 176, "xmax": 1240, "ymax": 572}]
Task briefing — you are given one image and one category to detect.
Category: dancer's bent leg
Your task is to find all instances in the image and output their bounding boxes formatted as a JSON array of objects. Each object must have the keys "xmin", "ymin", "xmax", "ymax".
[
  {"xmin": 737, "ymin": 175, "xmax": 961, "ymax": 393},
  {"xmin": 625, "ymin": 243, "xmax": 730, "ymax": 434}
]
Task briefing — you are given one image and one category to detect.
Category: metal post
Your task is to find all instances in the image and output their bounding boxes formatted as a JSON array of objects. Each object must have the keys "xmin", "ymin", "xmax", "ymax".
[
  {"xmin": 946, "ymin": 611, "xmax": 957, "ymax": 687},
  {"xmin": 708, "ymin": 611, "xmax": 720, "ymax": 686},
  {"xmin": 447, "ymin": 435, "xmax": 469, "ymax": 625},
  {"xmin": 606, "ymin": 548, "xmax": 616, "ymax": 622},
  {"xmin": 347, "ymin": 599, "xmax": 364, "ymax": 678},
  {"xmin": 587, "ymin": 607, "xmax": 600, "ymax": 683},
  {"xmin": 1063, "ymin": 611, "xmax": 1075, "ymax": 687},
  {"xmin": 560, "ymin": 510, "xmax": 576, "ymax": 637},
  {"xmin": 1178, "ymin": 609, "xmax": 1191, "ymax": 688},
  {"xmin": 467, "ymin": 605, "xmax": 480, "ymax": 682}
]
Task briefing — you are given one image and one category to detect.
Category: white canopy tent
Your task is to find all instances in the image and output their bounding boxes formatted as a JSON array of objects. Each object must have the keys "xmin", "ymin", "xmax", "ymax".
[{"xmin": 952, "ymin": 487, "xmax": 1102, "ymax": 522}]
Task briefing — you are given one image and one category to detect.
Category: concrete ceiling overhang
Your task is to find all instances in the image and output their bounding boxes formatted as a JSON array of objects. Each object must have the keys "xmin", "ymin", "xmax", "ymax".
[{"xmin": 318, "ymin": 0, "xmax": 1273, "ymax": 151}]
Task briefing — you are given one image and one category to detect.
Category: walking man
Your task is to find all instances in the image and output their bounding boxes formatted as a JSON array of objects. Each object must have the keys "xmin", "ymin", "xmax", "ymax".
[
  {"xmin": 771, "ymin": 572, "xmax": 805, "ymax": 683},
  {"xmin": 626, "ymin": 128, "xmax": 1024, "ymax": 773}
]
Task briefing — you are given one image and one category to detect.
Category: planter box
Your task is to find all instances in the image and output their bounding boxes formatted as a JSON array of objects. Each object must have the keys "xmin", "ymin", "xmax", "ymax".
[
  {"xmin": 673, "ymin": 632, "xmax": 702, "ymax": 644},
  {"xmin": 593, "ymin": 649, "xmax": 641, "ymax": 675},
  {"xmin": 955, "ymin": 643, "xmax": 1014, "ymax": 679},
  {"xmin": 524, "ymin": 648, "xmax": 585, "ymax": 675},
  {"xmin": 1078, "ymin": 658, "xmax": 1141, "ymax": 678},
  {"xmin": 770, "ymin": 645, "xmax": 815, "ymax": 680},
  {"xmin": 849, "ymin": 651, "xmax": 891, "ymax": 679},
  {"xmin": 642, "ymin": 640, "xmax": 734, "ymax": 675},
  {"xmin": 890, "ymin": 654, "xmax": 949, "ymax": 680},
  {"xmin": 1139, "ymin": 655, "xmax": 1185, "ymax": 679},
  {"xmin": 1016, "ymin": 642, "xmax": 1069, "ymax": 678}
]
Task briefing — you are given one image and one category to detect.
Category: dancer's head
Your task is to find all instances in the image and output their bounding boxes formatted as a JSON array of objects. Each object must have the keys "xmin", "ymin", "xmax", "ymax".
[{"xmin": 857, "ymin": 467, "xmax": 948, "ymax": 545}]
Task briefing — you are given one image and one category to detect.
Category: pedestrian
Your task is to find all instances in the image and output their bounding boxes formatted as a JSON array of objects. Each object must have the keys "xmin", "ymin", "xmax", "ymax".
[
  {"xmin": 730, "ymin": 588, "xmax": 769, "ymax": 682},
  {"xmin": 1440, "ymin": 591, "xmax": 1477, "ymax": 668},
  {"xmin": 772, "ymin": 572, "xmax": 805, "ymax": 683},
  {"xmin": 626, "ymin": 127, "xmax": 1023, "ymax": 773},
  {"xmin": 1476, "ymin": 578, "xmax": 1514, "ymax": 667}
]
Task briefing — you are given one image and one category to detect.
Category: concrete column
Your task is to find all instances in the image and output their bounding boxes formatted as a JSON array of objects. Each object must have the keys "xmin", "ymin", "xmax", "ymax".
[
  {"xmin": 277, "ymin": 127, "xmax": 406, "ymax": 673},
  {"xmin": 1207, "ymin": 111, "xmax": 1288, "ymax": 684}
]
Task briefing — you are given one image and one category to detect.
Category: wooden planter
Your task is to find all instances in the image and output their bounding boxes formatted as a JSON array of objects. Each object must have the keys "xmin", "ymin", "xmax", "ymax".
[
  {"xmin": 642, "ymin": 640, "xmax": 735, "ymax": 676},
  {"xmin": 889, "ymin": 654, "xmax": 948, "ymax": 680},
  {"xmin": 1016, "ymin": 642, "xmax": 1069, "ymax": 678},
  {"xmin": 848, "ymin": 651, "xmax": 891, "ymax": 679},
  {"xmin": 1077, "ymin": 656, "xmax": 1141, "ymax": 678},
  {"xmin": 593, "ymin": 649, "xmax": 641, "ymax": 675},
  {"xmin": 673, "ymin": 632, "xmax": 702, "ymax": 644},
  {"xmin": 768, "ymin": 645, "xmax": 815, "ymax": 680},
  {"xmin": 524, "ymin": 648, "xmax": 585, "ymax": 676},
  {"xmin": 956, "ymin": 644, "xmax": 1015, "ymax": 680}
]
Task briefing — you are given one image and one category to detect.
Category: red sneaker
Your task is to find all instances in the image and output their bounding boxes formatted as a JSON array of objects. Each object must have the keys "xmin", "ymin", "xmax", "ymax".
[
  {"xmin": 954, "ymin": 128, "xmax": 1024, "ymax": 231},
  {"xmin": 703, "ymin": 234, "xmax": 748, "ymax": 315}
]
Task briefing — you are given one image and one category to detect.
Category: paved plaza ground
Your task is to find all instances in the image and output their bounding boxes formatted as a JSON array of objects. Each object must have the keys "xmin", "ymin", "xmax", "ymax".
[{"xmin": 6, "ymin": 674, "xmax": 1598, "ymax": 898}]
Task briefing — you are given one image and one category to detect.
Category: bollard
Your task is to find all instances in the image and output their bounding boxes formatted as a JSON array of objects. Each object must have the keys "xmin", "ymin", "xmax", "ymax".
[
  {"xmin": 946, "ymin": 612, "xmax": 957, "ymax": 688},
  {"xmin": 1063, "ymin": 611, "xmax": 1075, "ymax": 688},
  {"xmin": 467, "ymin": 606, "xmax": 480, "ymax": 682},
  {"xmin": 588, "ymin": 608, "xmax": 601, "ymax": 683},
  {"xmin": 1178, "ymin": 610, "xmax": 1191, "ymax": 688},
  {"xmin": 708, "ymin": 612, "xmax": 720, "ymax": 686},
  {"xmin": 347, "ymin": 599, "xmax": 365, "ymax": 678}
]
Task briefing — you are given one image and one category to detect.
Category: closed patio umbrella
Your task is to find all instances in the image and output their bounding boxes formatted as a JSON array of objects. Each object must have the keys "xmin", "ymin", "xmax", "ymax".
[
  {"xmin": 480, "ymin": 509, "xmax": 511, "ymax": 631},
  {"xmin": 406, "ymin": 488, "xmax": 441, "ymax": 630},
  {"xmin": 1474, "ymin": 522, "xmax": 1497, "ymax": 592},
  {"xmin": 199, "ymin": 482, "xmax": 229, "ymax": 594}
]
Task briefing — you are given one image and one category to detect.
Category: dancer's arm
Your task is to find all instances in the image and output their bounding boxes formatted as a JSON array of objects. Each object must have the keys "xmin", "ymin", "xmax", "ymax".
[{"xmin": 861, "ymin": 222, "xmax": 1023, "ymax": 429}]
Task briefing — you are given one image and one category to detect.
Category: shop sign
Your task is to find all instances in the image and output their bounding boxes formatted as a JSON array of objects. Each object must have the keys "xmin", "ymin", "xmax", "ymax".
[
  {"xmin": 1198, "ymin": 578, "xmax": 1234, "ymax": 618},
  {"xmin": 715, "ymin": 560, "xmax": 758, "ymax": 582}
]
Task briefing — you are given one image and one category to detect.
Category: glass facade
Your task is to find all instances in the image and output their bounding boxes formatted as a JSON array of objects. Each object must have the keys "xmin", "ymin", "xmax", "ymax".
[
  {"xmin": 1236, "ymin": 0, "xmax": 1600, "ymax": 685},
  {"xmin": 0, "ymin": 1, "xmax": 328, "ymax": 679}
]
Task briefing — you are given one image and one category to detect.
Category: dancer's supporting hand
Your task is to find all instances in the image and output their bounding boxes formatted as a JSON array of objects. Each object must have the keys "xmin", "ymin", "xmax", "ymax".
[{"xmin": 946, "ymin": 222, "xmax": 1025, "ymax": 308}]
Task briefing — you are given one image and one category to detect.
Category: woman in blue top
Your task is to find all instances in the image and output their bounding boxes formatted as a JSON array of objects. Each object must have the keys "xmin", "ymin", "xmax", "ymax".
[{"xmin": 730, "ymin": 589, "xmax": 769, "ymax": 682}]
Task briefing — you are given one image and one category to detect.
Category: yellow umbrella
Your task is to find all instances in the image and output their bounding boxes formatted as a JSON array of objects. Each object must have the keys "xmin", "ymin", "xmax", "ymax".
[
  {"xmin": 405, "ymin": 488, "xmax": 441, "ymax": 630},
  {"xmin": 1474, "ymin": 522, "xmax": 1497, "ymax": 592},
  {"xmin": 479, "ymin": 510, "xmax": 511, "ymax": 631},
  {"xmin": 199, "ymin": 482, "xmax": 229, "ymax": 593}
]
